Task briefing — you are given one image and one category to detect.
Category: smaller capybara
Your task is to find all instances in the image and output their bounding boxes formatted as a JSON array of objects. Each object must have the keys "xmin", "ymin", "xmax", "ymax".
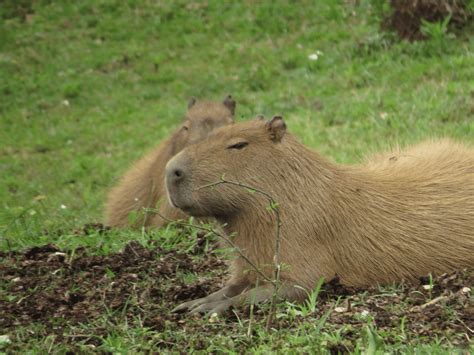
[
  {"xmin": 104, "ymin": 96, "xmax": 236, "ymax": 228},
  {"xmin": 165, "ymin": 116, "xmax": 474, "ymax": 314}
]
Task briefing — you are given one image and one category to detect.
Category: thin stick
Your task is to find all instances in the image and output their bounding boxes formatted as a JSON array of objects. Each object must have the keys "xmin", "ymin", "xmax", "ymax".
[
  {"xmin": 197, "ymin": 178, "xmax": 282, "ymax": 329},
  {"xmin": 196, "ymin": 180, "xmax": 282, "ymax": 276}
]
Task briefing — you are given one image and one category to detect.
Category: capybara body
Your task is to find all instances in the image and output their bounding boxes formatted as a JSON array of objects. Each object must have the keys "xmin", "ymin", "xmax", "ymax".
[
  {"xmin": 105, "ymin": 97, "xmax": 235, "ymax": 228},
  {"xmin": 166, "ymin": 117, "xmax": 474, "ymax": 313}
]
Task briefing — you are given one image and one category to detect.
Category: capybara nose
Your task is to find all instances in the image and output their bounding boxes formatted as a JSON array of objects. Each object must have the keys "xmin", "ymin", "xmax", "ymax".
[
  {"xmin": 172, "ymin": 168, "xmax": 185, "ymax": 182},
  {"xmin": 167, "ymin": 167, "xmax": 186, "ymax": 186},
  {"xmin": 165, "ymin": 156, "xmax": 188, "ymax": 187}
]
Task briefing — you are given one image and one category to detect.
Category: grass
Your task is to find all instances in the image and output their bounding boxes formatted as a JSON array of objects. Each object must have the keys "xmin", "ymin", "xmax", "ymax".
[{"xmin": 1, "ymin": 0, "xmax": 473, "ymax": 352}]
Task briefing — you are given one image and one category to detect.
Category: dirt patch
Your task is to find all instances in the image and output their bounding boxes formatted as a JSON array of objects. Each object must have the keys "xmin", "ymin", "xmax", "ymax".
[
  {"xmin": 1, "ymin": 225, "xmax": 472, "ymax": 351},
  {"xmin": 382, "ymin": 0, "xmax": 473, "ymax": 40},
  {"xmin": 0, "ymin": 229, "xmax": 227, "ymax": 350},
  {"xmin": 317, "ymin": 271, "xmax": 473, "ymax": 350}
]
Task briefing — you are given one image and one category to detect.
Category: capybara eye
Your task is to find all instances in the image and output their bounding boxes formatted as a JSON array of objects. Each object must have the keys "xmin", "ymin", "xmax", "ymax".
[
  {"xmin": 227, "ymin": 142, "xmax": 248, "ymax": 150},
  {"xmin": 182, "ymin": 126, "xmax": 189, "ymax": 131}
]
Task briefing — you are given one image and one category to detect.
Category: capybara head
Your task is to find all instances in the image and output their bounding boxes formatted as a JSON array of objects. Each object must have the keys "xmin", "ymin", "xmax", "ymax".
[
  {"xmin": 169, "ymin": 95, "xmax": 236, "ymax": 156},
  {"xmin": 104, "ymin": 96, "xmax": 237, "ymax": 228},
  {"xmin": 165, "ymin": 116, "xmax": 289, "ymax": 217}
]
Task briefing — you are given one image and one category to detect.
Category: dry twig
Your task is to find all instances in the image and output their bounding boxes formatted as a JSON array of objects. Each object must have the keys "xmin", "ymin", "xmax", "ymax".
[
  {"xmin": 147, "ymin": 177, "xmax": 283, "ymax": 328},
  {"xmin": 197, "ymin": 177, "xmax": 282, "ymax": 329}
]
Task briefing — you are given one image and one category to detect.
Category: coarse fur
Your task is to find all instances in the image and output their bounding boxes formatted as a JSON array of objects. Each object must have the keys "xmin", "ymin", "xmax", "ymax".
[
  {"xmin": 104, "ymin": 97, "xmax": 236, "ymax": 228},
  {"xmin": 166, "ymin": 117, "xmax": 474, "ymax": 313}
]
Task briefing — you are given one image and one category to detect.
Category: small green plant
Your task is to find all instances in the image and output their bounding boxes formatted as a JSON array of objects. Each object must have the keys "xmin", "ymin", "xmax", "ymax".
[
  {"xmin": 423, "ymin": 273, "xmax": 435, "ymax": 300},
  {"xmin": 286, "ymin": 277, "xmax": 325, "ymax": 318},
  {"xmin": 364, "ymin": 323, "xmax": 384, "ymax": 355},
  {"xmin": 421, "ymin": 15, "xmax": 451, "ymax": 39},
  {"xmin": 428, "ymin": 272, "xmax": 434, "ymax": 299},
  {"xmin": 398, "ymin": 316, "xmax": 407, "ymax": 342},
  {"xmin": 105, "ymin": 267, "xmax": 116, "ymax": 279}
]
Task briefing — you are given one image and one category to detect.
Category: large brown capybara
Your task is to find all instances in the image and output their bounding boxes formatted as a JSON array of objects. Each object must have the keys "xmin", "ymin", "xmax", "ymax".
[
  {"xmin": 166, "ymin": 116, "xmax": 474, "ymax": 314},
  {"xmin": 104, "ymin": 96, "xmax": 236, "ymax": 228}
]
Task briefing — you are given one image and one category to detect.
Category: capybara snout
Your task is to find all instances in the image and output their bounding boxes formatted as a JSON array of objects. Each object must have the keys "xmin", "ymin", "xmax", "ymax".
[
  {"xmin": 165, "ymin": 151, "xmax": 193, "ymax": 212},
  {"xmin": 166, "ymin": 158, "xmax": 187, "ymax": 185}
]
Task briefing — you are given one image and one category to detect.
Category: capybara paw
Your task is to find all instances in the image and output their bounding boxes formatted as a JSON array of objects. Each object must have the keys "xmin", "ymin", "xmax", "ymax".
[
  {"xmin": 189, "ymin": 299, "xmax": 234, "ymax": 315},
  {"xmin": 172, "ymin": 298, "xmax": 204, "ymax": 313}
]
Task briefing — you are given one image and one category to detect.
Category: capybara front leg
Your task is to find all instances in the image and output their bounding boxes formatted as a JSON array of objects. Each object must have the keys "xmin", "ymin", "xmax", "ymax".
[
  {"xmin": 188, "ymin": 282, "xmax": 305, "ymax": 315},
  {"xmin": 172, "ymin": 280, "xmax": 250, "ymax": 313}
]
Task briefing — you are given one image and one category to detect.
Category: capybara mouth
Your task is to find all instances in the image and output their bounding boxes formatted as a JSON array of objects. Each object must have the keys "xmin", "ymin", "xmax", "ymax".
[
  {"xmin": 166, "ymin": 184, "xmax": 197, "ymax": 214},
  {"xmin": 176, "ymin": 202, "xmax": 203, "ymax": 217},
  {"xmin": 176, "ymin": 200, "xmax": 210, "ymax": 218},
  {"xmin": 167, "ymin": 194, "xmax": 179, "ymax": 209},
  {"xmin": 165, "ymin": 184, "xmax": 182, "ymax": 210}
]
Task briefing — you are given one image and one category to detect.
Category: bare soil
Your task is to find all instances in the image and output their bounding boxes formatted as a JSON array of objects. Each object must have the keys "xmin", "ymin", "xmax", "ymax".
[
  {"xmin": 1, "ymin": 224, "xmax": 472, "ymax": 352},
  {"xmin": 382, "ymin": 0, "xmax": 473, "ymax": 40}
]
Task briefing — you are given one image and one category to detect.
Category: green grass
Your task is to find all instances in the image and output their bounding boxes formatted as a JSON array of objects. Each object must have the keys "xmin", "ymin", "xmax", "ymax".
[{"xmin": 1, "ymin": 0, "xmax": 473, "ymax": 352}]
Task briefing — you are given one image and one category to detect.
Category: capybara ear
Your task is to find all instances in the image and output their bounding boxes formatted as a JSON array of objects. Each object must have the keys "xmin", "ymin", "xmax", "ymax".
[
  {"xmin": 188, "ymin": 97, "xmax": 197, "ymax": 109},
  {"xmin": 255, "ymin": 114, "xmax": 265, "ymax": 120},
  {"xmin": 265, "ymin": 115, "xmax": 286, "ymax": 143},
  {"xmin": 223, "ymin": 95, "xmax": 236, "ymax": 116}
]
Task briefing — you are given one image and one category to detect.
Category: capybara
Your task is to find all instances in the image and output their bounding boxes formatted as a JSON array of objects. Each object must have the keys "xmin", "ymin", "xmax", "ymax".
[
  {"xmin": 166, "ymin": 116, "xmax": 474, "ymax": 314},
  {"xmin": 105, "ymin": 96, "xmax": 236, "ymax": 228}
]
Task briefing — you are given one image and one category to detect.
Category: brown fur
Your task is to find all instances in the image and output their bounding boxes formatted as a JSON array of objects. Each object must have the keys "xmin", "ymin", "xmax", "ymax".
[
  {"xmin": 166, "ymin": 117, "xmax": 474, "ymax": 312},
  {"xmin": 104, "ymin": 97, "xmax": 235, "ymax": 228}
]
